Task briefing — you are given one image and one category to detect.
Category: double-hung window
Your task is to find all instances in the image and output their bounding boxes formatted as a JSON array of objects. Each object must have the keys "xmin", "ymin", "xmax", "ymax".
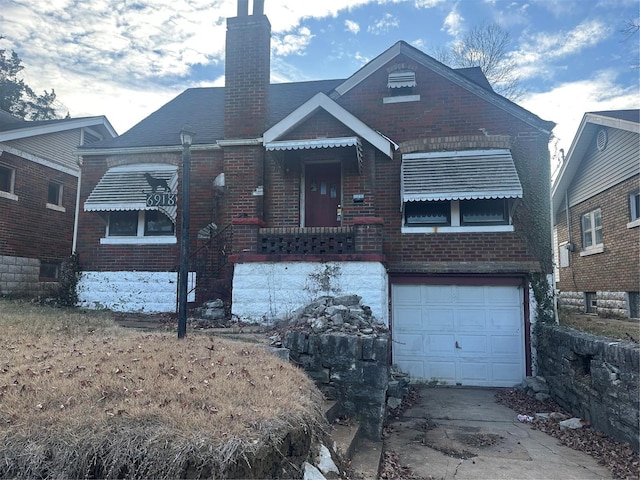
[
  {"xmin": 581, "ymin": 208, "xmax": 603, "ymax": 255},
  {"xmin": 46, "ymin": 181, "xmax": 65, "ymax": 211}
]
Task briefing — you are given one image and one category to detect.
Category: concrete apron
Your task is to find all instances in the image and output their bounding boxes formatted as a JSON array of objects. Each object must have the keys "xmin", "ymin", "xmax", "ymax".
[{"xmin": 384, "ymin": 386, "xmax": 613, "ymax": 480}]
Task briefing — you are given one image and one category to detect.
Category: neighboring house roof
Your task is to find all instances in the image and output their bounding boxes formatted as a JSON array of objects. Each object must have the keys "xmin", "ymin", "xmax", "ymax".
[
  {"xmin": 79, "ymin": 41, "xmax": 553, "ymax": 156},
  {"xmin": 0, "ymin": 113, "xmax": 117, "ymax": 142},
  {"xmin": 551, "ymin": 109, "xmax": 640, "ymax": 217}
]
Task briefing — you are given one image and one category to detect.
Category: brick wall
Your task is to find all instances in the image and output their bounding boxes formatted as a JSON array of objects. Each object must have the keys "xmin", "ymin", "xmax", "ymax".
[
  {"xmin": 0, "ymin": 151, "xmax": 77, "ymax": 283},
  {"xmin": 76, "ymin": 151, "xmax": 223, "ymax": 273},
  {"xmin": 556, "ymin": 175, "xmax": 640, "ymax": 293}
]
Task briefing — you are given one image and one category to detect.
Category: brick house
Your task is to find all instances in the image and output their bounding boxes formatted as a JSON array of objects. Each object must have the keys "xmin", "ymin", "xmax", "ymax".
[
  {"xmin": 552, "ymin": 110, "xmax": 639, "ymax": 319},
  {"xmin": 0, "ymin": 109, "xmax": 116, "ymax": 295},
  {"xmin": 76, "ymin": 2, "xmax": 555, "ymax": 386}
]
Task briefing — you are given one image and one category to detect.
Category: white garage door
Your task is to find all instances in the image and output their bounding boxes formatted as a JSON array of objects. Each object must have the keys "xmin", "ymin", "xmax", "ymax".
[{"xmin": 392, "ymin": 284, "xmax": 525, "ymax": 387}]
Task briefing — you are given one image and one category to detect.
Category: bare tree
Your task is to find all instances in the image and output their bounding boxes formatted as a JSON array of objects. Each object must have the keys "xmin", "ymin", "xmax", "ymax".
[{"xmin": 433, "ymin": 22, "xmax": 524, "ymax": 101}]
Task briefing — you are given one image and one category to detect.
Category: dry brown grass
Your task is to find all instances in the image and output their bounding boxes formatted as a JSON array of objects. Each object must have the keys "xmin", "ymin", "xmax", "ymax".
[
  {"xmin": 558, "ymin": 309, "xmax": 640, "ymax": 343},
  {"xmin": 0, "ymin": 299, "xmax": 325, "ymax": 478}
]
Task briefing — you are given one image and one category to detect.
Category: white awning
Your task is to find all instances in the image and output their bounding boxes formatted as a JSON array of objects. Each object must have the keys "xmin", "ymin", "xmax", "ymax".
[
  {"xmin": 266, "ymin": 136, "xmax": 364, "ymax": 173},
  {"xmin": 401, "ymin": 149, "xmax": 523, "ymax": 202},
  {"xmin": 388, "ymin": 71, "xmax": 416, "ymax": 88},
  {"xmin": 84, "ymin": 163, "xmax": 178, "ymax": 221}
]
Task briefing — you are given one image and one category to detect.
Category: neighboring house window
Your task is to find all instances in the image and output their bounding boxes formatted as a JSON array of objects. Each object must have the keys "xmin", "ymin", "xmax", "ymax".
[
  {"xmin": 0, "ymin": 164, "xmax": 17, "ymax": 200},
  {"xmin": 628, "ymin": 191, "xmax": 640, "ymax": 228},
  {"xmin": 585, "ymin": 292, "xmax": 597, "ymax": 314},
  {"xmin": 40, "ymin": 262, "xmax": 60, "ymax": 280},
  {"xmin": 46, "ymin": 181, "xmax": 65, "ymax": 211},
  {"xmin": 580, "ymin": 209, "xmax": 603, "ymax": 255}
]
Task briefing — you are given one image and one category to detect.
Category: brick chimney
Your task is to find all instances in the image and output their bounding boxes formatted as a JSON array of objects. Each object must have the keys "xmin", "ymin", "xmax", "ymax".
[{"xmin": 224, "ymin": 0, "xmax": 271, "ymax": 138}]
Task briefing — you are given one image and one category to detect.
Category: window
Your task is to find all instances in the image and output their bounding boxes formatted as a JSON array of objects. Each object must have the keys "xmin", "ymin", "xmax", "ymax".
[
  {"xmin": 46, "ymin": 181, "xmax": 64, "ymax": 211},
  {"xmin": 628, "ymin": 192, "xmax": 640, "ymax": 228},
  {"xmin": 460, "ymin": 199, "xmax": 508, "ymax": 226},
  {"xmin": 384, "ymin": 70, "xmax": 420, "ymax": 103},
  {"xmin": 40, "ymin": 263, "xmax": 60, "ymax": 280},
  {"xmin": 581, "ymin": 209, "xmax": 603, "ymax": 255},
  {"xmin": 403, "ymin": 199, "xmax": 511, "ymax": 231},
  {"xmin": 104, "ymin": 210, "xmax": 175, "ymax": 243},
  {"xmin": 405, "ymin": 200, "xmax": 450, "ymax": 226},
  {"xmin": 585, "ymin": 292, "xmax": 597, "ymax": 314},
  {"xmin": 0, "ymin": 164, "xmax": 17, "ymax": 200}
]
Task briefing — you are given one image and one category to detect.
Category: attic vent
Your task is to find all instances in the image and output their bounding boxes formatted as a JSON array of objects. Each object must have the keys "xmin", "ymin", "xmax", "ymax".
[
  {"xmin": 596, "ymin": 129, "xmax": 608, "ymax": 152},
  {"xmin": 388, "ymin": 71, "xmax": 416, "ymax": 89}
]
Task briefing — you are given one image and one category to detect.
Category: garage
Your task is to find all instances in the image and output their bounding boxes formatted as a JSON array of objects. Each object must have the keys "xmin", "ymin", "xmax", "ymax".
[{"xmin": 392, "ymin": 283, "xmax": 525, "ymax": 387}]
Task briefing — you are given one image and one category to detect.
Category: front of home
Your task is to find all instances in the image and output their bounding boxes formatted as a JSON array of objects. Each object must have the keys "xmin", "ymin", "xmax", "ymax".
[
  {"xmin": 552, "ymin": 110, "xmax": 639, "ymax": 319},
  {"xmin": 76, "ymin": 2, "xmax": 554, "ymax": 387},
  {"xmin": 0, "ymin": 110, "xmax": 116, "ymax": 295}
]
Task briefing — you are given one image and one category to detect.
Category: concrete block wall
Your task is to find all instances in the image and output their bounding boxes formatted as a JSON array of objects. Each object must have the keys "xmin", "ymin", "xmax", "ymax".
[
  {"xmin": 0, "ymin": 255, "xmax": 40, "ymax": 294},
  {"xmin": 536, "ymin": 323, "xmax": 639, "ymax": 451},
  {"xmin": 284, "ymin": 331, "xmax": 390, "ymax": 440}
]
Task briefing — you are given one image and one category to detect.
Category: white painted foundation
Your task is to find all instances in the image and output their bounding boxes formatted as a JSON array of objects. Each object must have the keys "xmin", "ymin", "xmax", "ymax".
[
  {"xmin": 232, "ymin": 261, "xmax": 389, "ymax": 324},
  {"xmin": 77, "ymin": 271, "xmax": 195, "ymax": 313}
]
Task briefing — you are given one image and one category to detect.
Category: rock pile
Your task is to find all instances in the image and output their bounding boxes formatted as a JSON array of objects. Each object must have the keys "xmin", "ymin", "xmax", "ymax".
[
  {"xmin": 273, "ymin": 295, "xmax": 388, "ymax": 337},
  {"xmin": 519, "ymin": 375, "xmax": 551, "ymax": 402}
]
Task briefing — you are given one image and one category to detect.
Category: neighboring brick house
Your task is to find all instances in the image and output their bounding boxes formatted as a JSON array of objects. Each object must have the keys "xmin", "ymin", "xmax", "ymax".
[
  {"xmin": 552, "ymin": 110, "xmax": 639, "ymax": 319},
  {"xmin": 0, "ymin": 109, "xmax": 116, "ymax": 295},
  {"xmin": 76, "ymin": 2, "xmax": 555, "ymax": 386}
]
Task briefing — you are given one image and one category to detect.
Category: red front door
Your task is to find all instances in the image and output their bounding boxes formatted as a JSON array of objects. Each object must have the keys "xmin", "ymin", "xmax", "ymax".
[{"xmin": 305, "ymin": 163, "xmax": 341, "ymax": 227}]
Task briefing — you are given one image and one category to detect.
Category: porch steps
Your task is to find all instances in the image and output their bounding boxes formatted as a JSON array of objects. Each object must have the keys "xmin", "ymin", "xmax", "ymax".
[{"xmin": 324, "ymin": 401, "xmax": 383, "ymax": 479}]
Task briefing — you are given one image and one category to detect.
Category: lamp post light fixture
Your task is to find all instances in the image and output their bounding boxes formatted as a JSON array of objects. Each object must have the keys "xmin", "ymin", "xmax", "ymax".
[{"xmin": 178, "ymin": 125, "xmax": 195, "ymax": 339}]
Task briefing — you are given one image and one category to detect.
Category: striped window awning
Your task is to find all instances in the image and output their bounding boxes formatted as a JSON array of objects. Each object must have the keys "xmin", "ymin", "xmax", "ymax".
[
  {"xmin": 388, "ymin": 71, "xmax": 416, "ymax": 89},
  {"xmin": 84, "ymin": 164, "xmax": 178, "ymax": 221},
  {"xmin": 265, "ymin": 136, "xmax": 364, "ymax": 173},
  {"xmin": 401, "ymin": 149, "xmax": 523, "ymax": 202}
]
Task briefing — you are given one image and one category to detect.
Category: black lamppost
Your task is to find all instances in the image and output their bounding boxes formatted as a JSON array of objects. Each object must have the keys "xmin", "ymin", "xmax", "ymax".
[{"xmin": 178, "ymin": 126, "xmax": 195, "ymax": 338}]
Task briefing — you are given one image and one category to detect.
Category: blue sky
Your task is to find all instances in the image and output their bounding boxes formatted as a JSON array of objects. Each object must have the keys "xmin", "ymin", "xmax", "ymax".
[{"xmin": 2, "ymin": 0, "xmax": 638, "ymax": 170}]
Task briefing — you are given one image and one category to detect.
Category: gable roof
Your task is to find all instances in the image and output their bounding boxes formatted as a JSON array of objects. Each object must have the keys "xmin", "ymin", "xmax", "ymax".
[
  {"xmin": 332, "ymin": 41, "xmax": 554, "ymax": 133},
  {"xmin": 0, "ymin": 112, "xmax": 117, "ymax": 143},
  {"xmin": 551, "ymin": 109, "xmax": 640, "ymax": 216},
  {"xmin": 263, "ymin": 92, "xmax": 395, "ymax": 158}
]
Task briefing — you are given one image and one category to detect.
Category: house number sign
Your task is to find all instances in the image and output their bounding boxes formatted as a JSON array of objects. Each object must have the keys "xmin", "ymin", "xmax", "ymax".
[{"xmin": 146, "ymin": 193, "xmax": 177, "ymax": 207}]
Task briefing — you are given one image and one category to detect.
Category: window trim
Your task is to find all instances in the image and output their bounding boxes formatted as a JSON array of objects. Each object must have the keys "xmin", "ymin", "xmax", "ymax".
[
  {"xmin": 628, "ymin": 191, "xmax": 640, "ymax": 229},
  {"xmin": 580, "ymin": 208, "xmax": 603, "ymax": 255},
  {"xmin": 101, "ymin": 210, "xmax": 176, "ymax": 245},
  {"xmin": 0, "ymin": 164, "xmax": 18, "ymax": 201}
]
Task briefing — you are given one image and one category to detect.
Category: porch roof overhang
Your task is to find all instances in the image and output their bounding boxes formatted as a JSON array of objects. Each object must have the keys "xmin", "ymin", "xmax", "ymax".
[
  {"xmin": 401, "ymin": 149, "xmax": 523, "ymax": 202},
  {"xmin": 84, "ymin": 163, "xmax": 178, "ymax": 221},
  {"xmin": 265, "ymin": 136, "xmax": 363, "ymax": 171},
  {"xmin": 263, "ymin": 93, "xmax": 396, "ymax": 159}
]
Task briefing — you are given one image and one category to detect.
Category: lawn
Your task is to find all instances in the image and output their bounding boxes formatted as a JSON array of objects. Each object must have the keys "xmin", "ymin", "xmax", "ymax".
[
  {"xmin": 558, "ymin": 309, "xmax": 640, "ymax": 343},
  {"xmin": 0, "ymin": 300, "xmax": 324, "ymax": 479}
]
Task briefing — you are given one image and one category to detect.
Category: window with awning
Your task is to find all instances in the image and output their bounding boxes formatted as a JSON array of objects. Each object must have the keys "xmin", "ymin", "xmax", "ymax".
[
  {"xmin": 401, "ymin": 149, "xmax": 523, "ymax": 232},
  {"xmin": 84, "ymin": 163, "xmax": 178, "ymax": 222}
]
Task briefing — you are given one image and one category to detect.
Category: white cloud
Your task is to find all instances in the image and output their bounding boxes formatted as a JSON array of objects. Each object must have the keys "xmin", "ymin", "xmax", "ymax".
[
  {"xmin": 520, "ymin": 70, "xmax": 640, "ymax": 154},
  {"xmin": 345, "ymin": 19, "xmax": 361, "ymax": 34},
  {"xmin": 512, "ymin": 20, "xmax": 611, "ymax": 80},
  {"xmin": 367, "ymin": 13, "xmax": 400, "ymax": 35},
  {"xmin": 272, "ymin": 27, "xmax": 314, "ymax": 56},
  {"xmin": 442, "ymin": 5, "xmax": 464, "ymax": 37}
]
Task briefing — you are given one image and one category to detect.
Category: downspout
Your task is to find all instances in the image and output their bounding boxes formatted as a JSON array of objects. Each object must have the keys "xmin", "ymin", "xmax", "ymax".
[{"xmin": 72, "ymin": 129, "xmax": 85, "ymax": 253}]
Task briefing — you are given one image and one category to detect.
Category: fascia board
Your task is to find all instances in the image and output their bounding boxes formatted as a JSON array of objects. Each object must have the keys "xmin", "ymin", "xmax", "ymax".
[
  {"xmin": 76, "ymin": 143, "xmax": 221, "ymax": 156},
  {"xmin": 0, "ymin": 143, "xmax": 79, "ymax": 176},
  {"xmin": 584, "ymin": 113, "xmax": 639, "ymax": 134},
  {"xmin": 0, "ymin": 117, "xmax": 117, "ymax": 142},
  {"xmin": 263, "ymin": 92, "xmax": 394, "ymax": 158}
]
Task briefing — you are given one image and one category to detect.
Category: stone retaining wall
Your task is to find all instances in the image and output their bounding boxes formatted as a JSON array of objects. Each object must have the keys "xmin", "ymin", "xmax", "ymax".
[
  {"xmin": 536, "ymin": 323, "xmax": 639, "ymax": 450},
  {"xmin": 284, "ymin": 331, "xmax": 389, "ymax": 440}
]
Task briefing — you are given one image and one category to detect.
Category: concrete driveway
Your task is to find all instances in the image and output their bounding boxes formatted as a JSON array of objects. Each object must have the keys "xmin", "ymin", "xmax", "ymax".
[{"xmin": 384, "ymin": 386, "xmax": 613, "ymax": 479}]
